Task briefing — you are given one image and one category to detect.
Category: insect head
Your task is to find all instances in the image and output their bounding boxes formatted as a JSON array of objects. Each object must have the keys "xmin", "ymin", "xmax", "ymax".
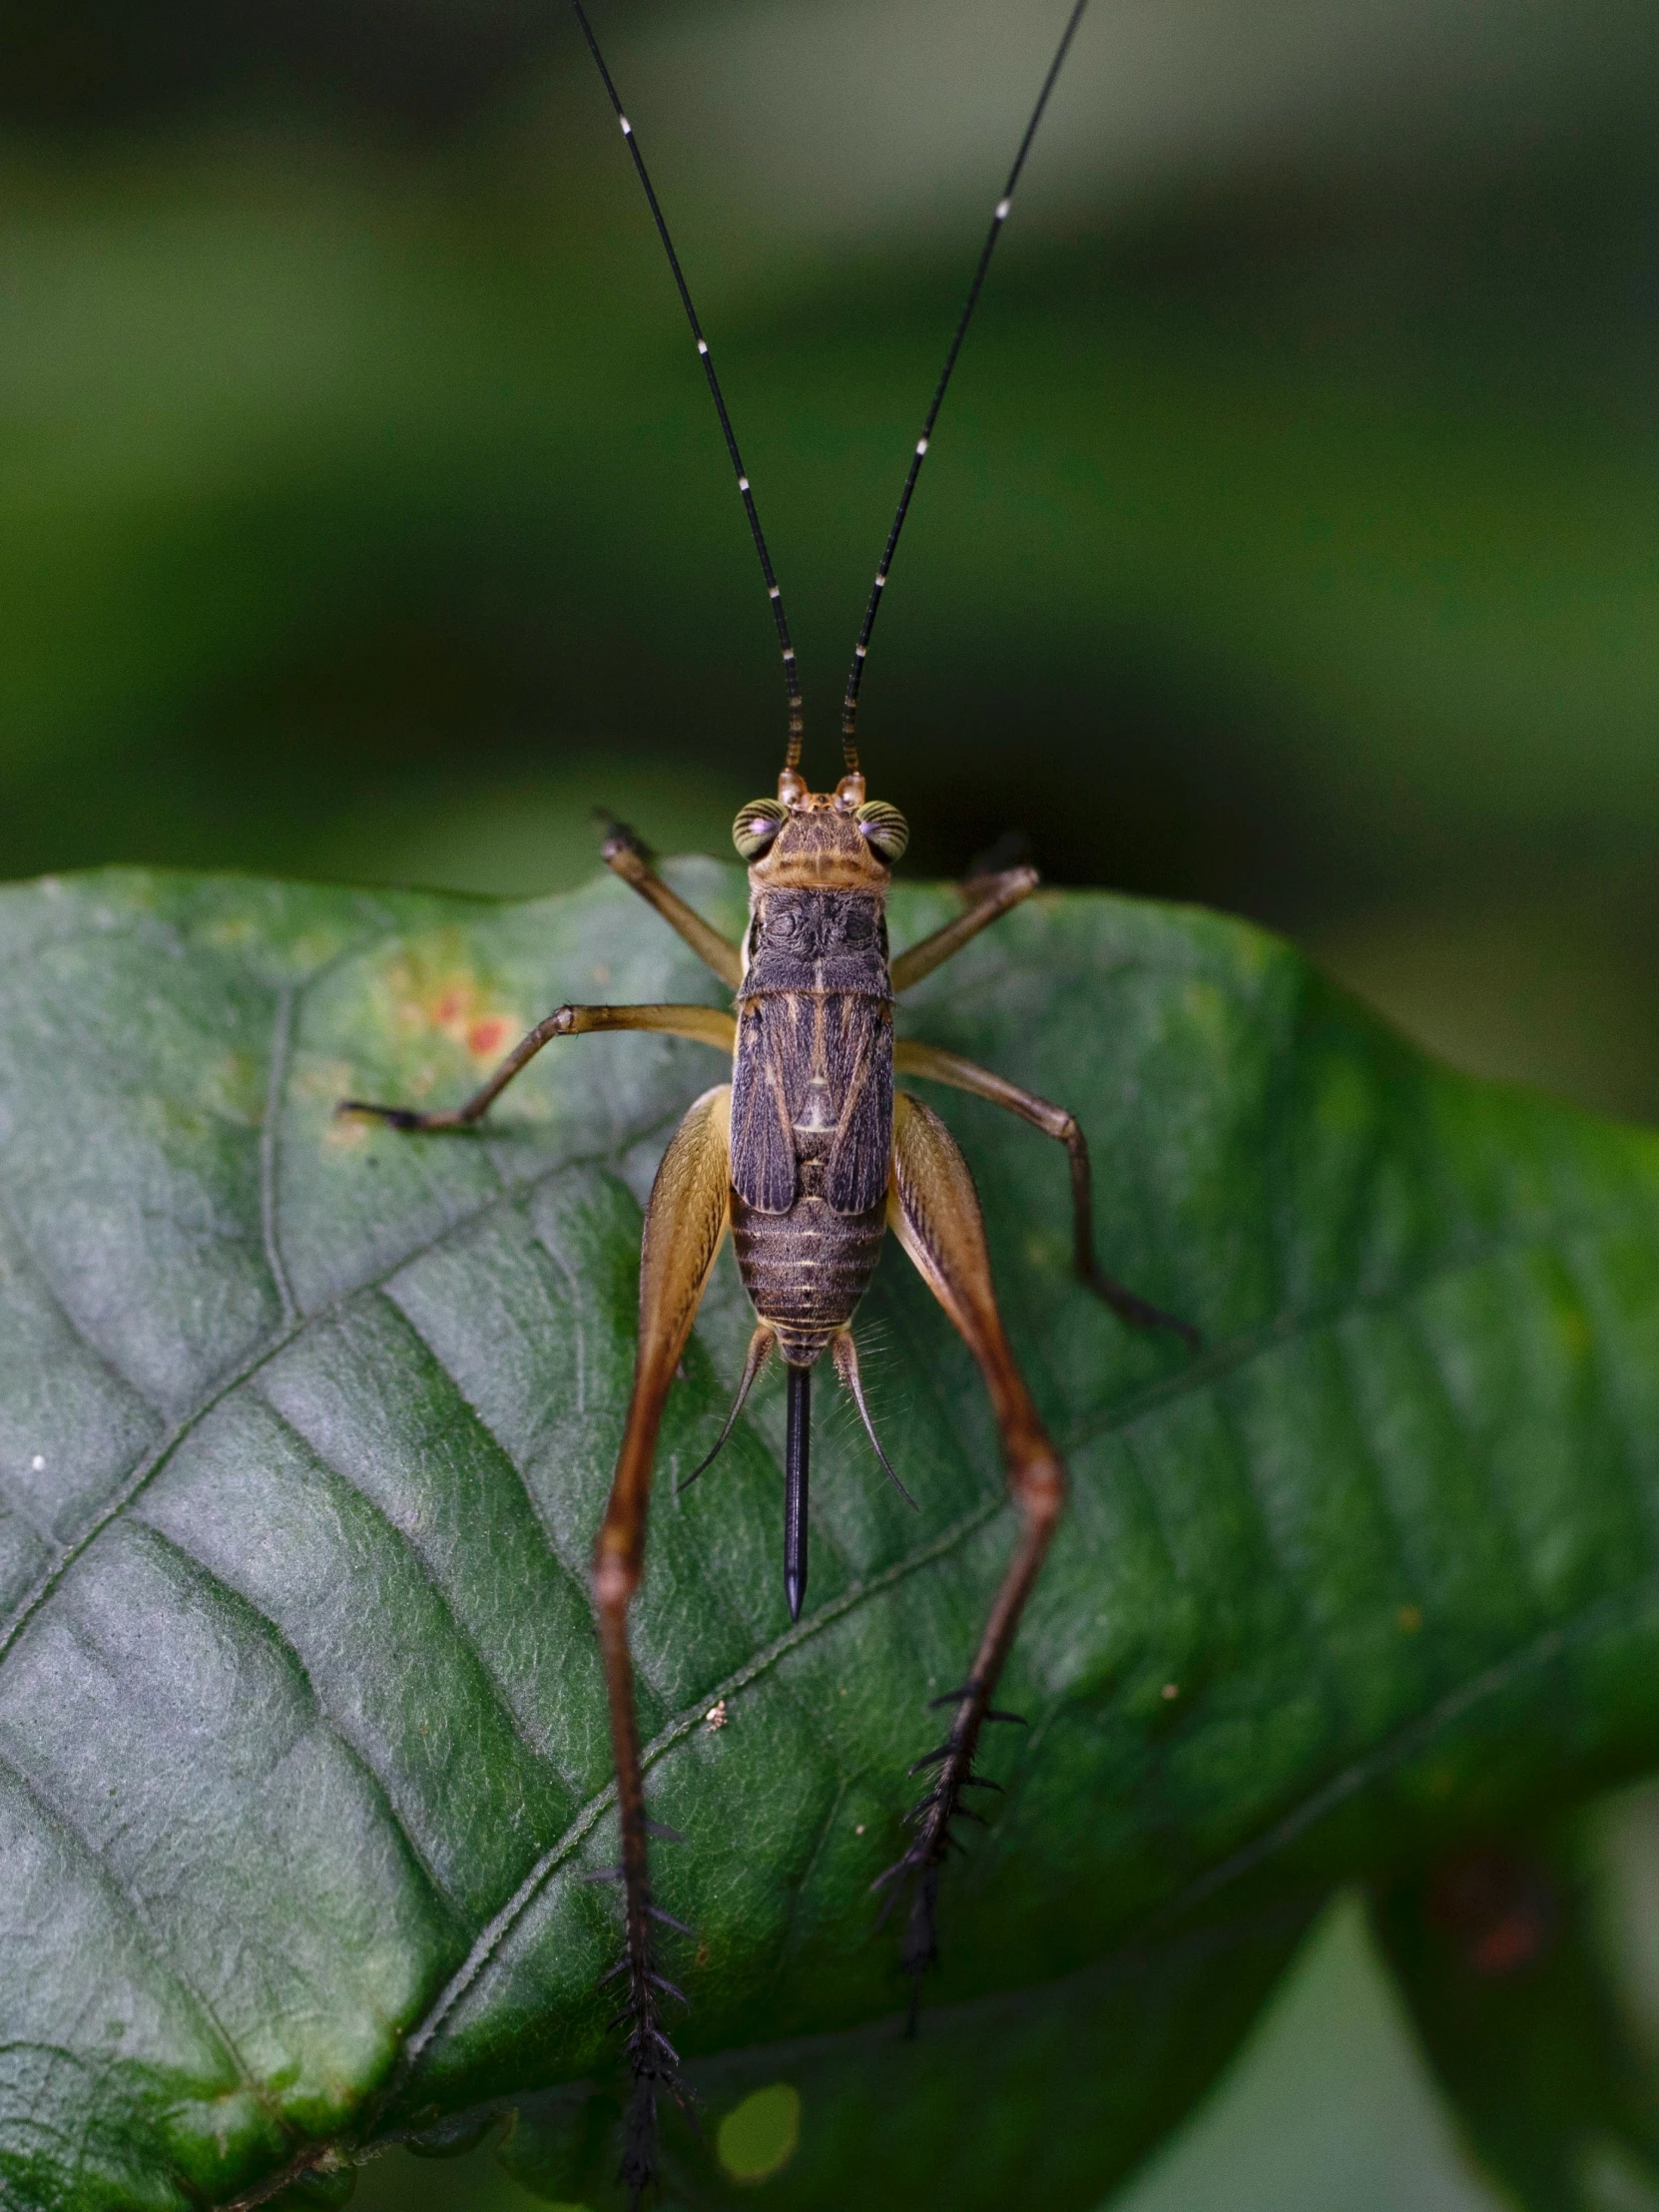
[{"xmin": 732, "ymin": 777, "xmax": 910, "ymax": 863}]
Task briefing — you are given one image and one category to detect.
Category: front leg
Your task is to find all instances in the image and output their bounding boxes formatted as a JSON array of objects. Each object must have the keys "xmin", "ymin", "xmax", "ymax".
[
  {"xmin": 337, "ymin": 1003, "xmax": 736, "ymax": 1130},
  {"xmin": 875, "ymin": 1092, "xmax": 1067, "ymax": 2016},
  {"xmin": 593, "ymin": 1084, "xmax": 733, "ymax": 2202},
  {"xmin": 601, "ymin": 822, "xmax": 745, "ymax": 989},
  {"xmin": 889, "ymin": 864, "xmax": 1039, "ymax": 993},
  {"xmin": 893, "ymin": 1039, "xmax": 1199, "ymax": 1349}
]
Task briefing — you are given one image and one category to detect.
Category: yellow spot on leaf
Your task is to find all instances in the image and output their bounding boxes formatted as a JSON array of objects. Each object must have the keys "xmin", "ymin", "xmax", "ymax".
[
  {"xmin": 717, "ymin": 2084, "xmax": 801, "ymax": 2184},
  {"xmin": 375, "ymin": 949, "xmax": 519, "ymax": 1062}
]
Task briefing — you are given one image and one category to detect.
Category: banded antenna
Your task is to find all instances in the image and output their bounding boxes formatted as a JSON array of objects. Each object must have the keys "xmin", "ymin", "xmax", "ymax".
[
  {"xmin": 570, "ymin": 0, "xmax": 806, "ymax": 770},
  {"xmin": 839, "ymin": 0, "xmax": 1091, "ymax": 777}
]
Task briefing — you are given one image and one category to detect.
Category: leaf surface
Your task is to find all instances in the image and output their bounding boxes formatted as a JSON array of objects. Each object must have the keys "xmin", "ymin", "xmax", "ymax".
[
  {"xmin": 1374, "ymin": 1784, "xmax": 1659, "ymax": 2212},
  {"xmin": 6, "ymin": 861, "xmax": 1659, "ymax": 2208}
]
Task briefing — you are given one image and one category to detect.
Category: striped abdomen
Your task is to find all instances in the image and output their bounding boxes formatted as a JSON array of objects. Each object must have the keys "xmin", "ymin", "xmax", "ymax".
[{"xmin": 731, "ymin": 1182, "xmax": 888, "ymax": 1366}]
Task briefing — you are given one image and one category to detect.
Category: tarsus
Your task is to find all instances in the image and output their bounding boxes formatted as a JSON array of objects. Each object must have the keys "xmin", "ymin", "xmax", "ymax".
[
  {"xmin": 599, "ymin": 1816, "xmax": 695, "ymax": 2209},
  {"xmin": 839, "ymin": 0, "xmax": 1092, "ymax": 774},
  {"xmin": 872, "ymin": 1674, "xmax": 1025, "ymax": 2030}
]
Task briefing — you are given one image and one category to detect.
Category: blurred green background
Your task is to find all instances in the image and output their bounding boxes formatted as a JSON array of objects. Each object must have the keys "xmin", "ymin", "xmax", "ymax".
[{"xmin": 13, "ymin": 0, "xmax": 1659, "ymax": 2201}]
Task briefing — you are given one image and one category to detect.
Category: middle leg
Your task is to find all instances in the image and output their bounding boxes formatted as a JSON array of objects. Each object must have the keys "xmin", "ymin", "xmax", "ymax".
[
  {"xmin": 893, "ymin": 1038, "xmax": 1199, "ymax": 1348},
  {"xmin": 339, "ymin": 1003, "xmax": 735, "ymax": 1131},
  {"xmin": 888, "ymin": 864, "xmax": 1040, "ymax": 993}
]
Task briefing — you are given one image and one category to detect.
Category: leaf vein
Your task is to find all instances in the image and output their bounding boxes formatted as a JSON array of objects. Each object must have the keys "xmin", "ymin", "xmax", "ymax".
[
  {"xmin": 0, "ymin": 1119, "xmax": 686, "ymax": 1668},
  {"xmin": 132, "ymin": 1517, "xmax": 463, "ymax": 1929},
  {"xmin": 0, "ymin": 1737, "xmax": 274, "ymax": 2122},
  {"xmin": 0, "ymin": 1188, "xmax": 170, "ymax": 1425},
  {"xmin": 1208, "ymin": 1385, "xmax": 1349, "ymax": 1726},
  {"xmin": 1158, "ymin": 1574, "xmax": 1658, "ymax": 1923},
  {"xmin": 251, "ymin": 1382, "xmax": 575, "ymax": 1805},
  {"xmin": 773, "ymin": 1772, "xmax": 850, "ymax": 1983},
  {"xmin": 1555, "ymin": 1237, "xmax": 1659, "ymax": 1569},
  {"xmin": 1058, "ymin": 1214, "xmax": 1637, "ymax": 1464},
  {"xmin": 385, "ymin": 1486, "xmax": 1011, "ymax": 2092},
  {"xmin": 260, "ymin": 983, "xmax": 297, "ymax": 1328}
]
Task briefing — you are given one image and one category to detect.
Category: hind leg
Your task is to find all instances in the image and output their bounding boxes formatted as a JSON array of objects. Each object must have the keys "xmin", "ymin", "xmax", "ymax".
[
  {"xmin": 591, "ymin": 1084, "xmax": 733, "ymax": 2199},
  {"xmin": 875, "ymin": 1091, "xmax": 1067, "ymax": 2012}
]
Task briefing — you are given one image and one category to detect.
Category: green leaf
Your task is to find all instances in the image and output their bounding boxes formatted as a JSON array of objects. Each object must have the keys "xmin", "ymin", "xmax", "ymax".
[
  {"xmin": 8, "ymin": 858, "xmax": 1659, "ymax": 2208},
  {"xmin": 498, "ymin": 1897, "xmax": 1317, "ymax": 2209},
  {"xmin": 1373, "ymin": 1786, "xmax": 1659, "ymax": 2212}
]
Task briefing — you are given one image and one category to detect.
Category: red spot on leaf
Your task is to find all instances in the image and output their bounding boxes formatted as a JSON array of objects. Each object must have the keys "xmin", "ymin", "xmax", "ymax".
[
  {"xmin": 468, "ymin": 1018, "xmax": 509, "ymax": 1058},
  {"xmin": 1467, "ymin": 1913, "xmax": 1547, "ymax": 1976},
  {"xmin": 1428, "ymin": 1847, "xmax": 1558, "ymax": 1978}
]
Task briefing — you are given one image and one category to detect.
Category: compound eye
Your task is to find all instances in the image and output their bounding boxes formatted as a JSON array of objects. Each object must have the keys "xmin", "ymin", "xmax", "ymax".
[
  {"xmin": 733, "ymin": 799, "xmax": 788, "ymax": 858},
  {"xmin": 854, "ymin": 801, "xmax": 908, "ymax": 862}
]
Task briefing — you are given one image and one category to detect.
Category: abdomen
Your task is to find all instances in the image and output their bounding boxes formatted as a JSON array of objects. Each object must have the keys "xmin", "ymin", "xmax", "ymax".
[{"xmin": 731, "ymin": 1186, "xmax": 888, "ymax": 1366}]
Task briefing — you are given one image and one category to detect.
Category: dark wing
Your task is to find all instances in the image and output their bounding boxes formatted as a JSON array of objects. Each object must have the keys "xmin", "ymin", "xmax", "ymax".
[
  {"xmin": 729, "ymin": 997, "xmax": 799, "ymax": 1214},
  {"xmin": 824, "ymin": 997, "xmax": 893, "ymax": 1216}
]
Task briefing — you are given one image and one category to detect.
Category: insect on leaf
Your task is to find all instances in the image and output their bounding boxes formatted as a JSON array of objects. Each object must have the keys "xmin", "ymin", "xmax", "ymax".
[{"xmin": 5, "ymin": 858, "xmax": 1659, "ymax": 2209}]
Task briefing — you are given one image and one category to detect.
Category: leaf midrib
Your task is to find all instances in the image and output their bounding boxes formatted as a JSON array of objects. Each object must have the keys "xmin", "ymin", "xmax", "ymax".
[{"xmin": 388, "ymin": 1482, "xmax": 1018, "ymax": 2088}]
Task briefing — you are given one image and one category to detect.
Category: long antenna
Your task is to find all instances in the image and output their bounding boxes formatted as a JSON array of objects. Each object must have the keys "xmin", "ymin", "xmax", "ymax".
[
  {"xmin": 839, "ymin": 0, "xmax": 1090, "ymax": 777},
  {"xmin": 570, "ymin": 0, "xmax": 806, "ymax": 771}
]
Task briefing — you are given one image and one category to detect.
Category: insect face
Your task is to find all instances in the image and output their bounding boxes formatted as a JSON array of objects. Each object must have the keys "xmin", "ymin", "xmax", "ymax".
[
  {"xmin": 734, "ymin": 773, "xmax": 910, "ymax": 886},
  {"xmin": 748, "ymin": 812, "xmax": 891, "ymax": 895}
]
